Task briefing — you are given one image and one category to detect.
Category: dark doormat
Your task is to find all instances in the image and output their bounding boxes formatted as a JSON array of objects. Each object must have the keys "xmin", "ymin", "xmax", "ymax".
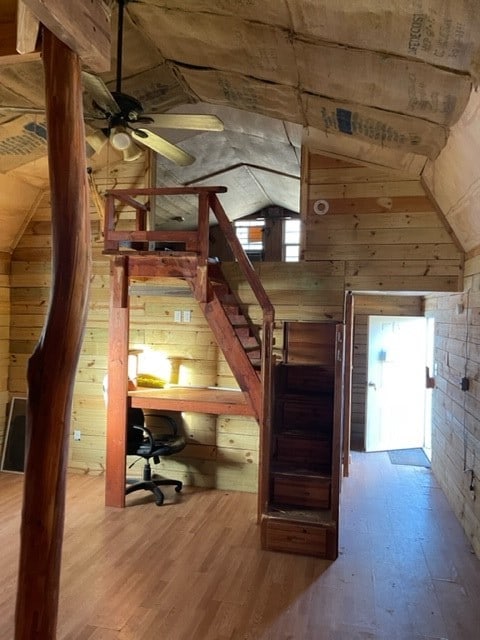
[{"xmin": 388, "ymin": 448, "xmax": 431, "ymax": 468}]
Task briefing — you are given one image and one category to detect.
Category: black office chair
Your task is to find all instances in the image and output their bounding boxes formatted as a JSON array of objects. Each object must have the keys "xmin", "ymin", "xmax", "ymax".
[{"xmin": 126, "ymin": 407, "xmax": 186, "ymax": 506}]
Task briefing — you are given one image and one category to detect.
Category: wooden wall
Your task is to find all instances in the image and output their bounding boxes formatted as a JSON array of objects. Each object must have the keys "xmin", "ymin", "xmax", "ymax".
[
  {"xmin": 3, "ymin": 149, "xmax": 470, "ymax": 504},
  {"xmin": 0, "ymin": 252, "xmax": 10, "ymax": 452},
  {"xmin": 302, "ymin": 152, "xmax": 464, "ymax": 293},
  {"xmin": 6, "ymin": 158, "xmax": 264, "ymax": 491},
  {"xmin": 424, "ymin": 254, "xmax": 480, "ymax": 557},
  {"xmin": 128, "ymin": 285, "xmax": 260, "ymax": 492},
  {"xmin": 9, "ymin": 158, "xmax": 147, "ymax": 475}
]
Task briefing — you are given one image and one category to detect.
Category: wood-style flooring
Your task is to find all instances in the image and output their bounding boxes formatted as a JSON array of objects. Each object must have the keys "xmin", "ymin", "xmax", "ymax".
[{"xmin": 1, "ymin": 451, "xmax": 480, "ymax": 639}]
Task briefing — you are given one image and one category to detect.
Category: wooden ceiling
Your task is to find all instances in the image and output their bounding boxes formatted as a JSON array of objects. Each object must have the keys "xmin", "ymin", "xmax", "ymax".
[{"xmin": 1, "ymin": 1, "xmax": 480, "ymax": 253}]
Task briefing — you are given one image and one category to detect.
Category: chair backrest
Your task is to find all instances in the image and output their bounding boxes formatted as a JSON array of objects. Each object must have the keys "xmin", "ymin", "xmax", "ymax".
[{"xmin": 126, "ymin": 407, "xmax": 145, "ymax": 451}]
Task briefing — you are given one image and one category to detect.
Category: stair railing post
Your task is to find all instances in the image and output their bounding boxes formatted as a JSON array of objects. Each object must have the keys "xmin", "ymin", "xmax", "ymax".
[
  {"xmin": 195, "ymin": 191, "xmax": 210, "ymax": 303},
  {"xmin": 104, "ymin": 193, "xmax": 117, "ymax": 252}
]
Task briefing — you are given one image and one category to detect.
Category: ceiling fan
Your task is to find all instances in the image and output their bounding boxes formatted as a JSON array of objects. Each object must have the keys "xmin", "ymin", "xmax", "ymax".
[
  {"xmin": 83, "ymin": 0, "xmax": 224, "ymax": 165},
  {"xmin": 0, "ymin": 0, "xmax": 223, "ymax": 165}
]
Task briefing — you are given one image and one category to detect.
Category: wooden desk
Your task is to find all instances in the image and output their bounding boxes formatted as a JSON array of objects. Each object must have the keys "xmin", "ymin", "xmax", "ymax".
[{"xmin": 129, "ymin": 386, "xmax": 257, "ymax": 417}]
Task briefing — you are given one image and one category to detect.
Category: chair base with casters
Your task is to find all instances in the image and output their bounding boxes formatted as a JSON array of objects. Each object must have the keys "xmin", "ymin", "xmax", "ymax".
[
  {"xmin": 126, "ymin": 461, "xmax": 183, "ymax": 506},
  {"xmin": 126, "ymin": 408, "xmax": 186, "ymax": 506}
]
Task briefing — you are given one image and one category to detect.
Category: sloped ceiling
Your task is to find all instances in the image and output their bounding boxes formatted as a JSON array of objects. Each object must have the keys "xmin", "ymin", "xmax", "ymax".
[{"xmin": 0, "ymin": 1, "xmax": 480, "ymax": 251}]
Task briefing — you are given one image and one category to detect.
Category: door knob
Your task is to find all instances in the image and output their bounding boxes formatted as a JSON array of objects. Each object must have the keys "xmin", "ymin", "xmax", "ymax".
[{"xmin": 368, "ymin": 382, "xmax": 376, "ymax": 390}]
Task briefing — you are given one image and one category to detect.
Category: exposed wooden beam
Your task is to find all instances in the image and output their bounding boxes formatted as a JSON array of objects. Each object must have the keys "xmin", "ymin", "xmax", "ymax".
[
  {"xmin": 14, "ymin": 28, "xmax": 91, "ymax": 639},
  {"xmin": 0, "ymin": 0, "xmax": 17, "ymax": 55},
  {"xmin": 0, "ymin": 19, "xmax": 18, "ymax": 57},
  {"xmin": 16, "ymin": 0, "xmax": 40, "ymax": 54},
  {"xmin": 21, "ymin": 0, "xmax": 111, "ymax": 72},
  {"xmin": 0, "ymin": 1, "xmax": 39, "ymax": 62}
]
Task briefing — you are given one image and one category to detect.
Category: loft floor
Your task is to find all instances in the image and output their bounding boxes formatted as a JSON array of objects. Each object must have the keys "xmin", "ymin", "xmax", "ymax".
[{"xmin": 1, "ymin": 451, "xmax": 479, "ymax": 639}]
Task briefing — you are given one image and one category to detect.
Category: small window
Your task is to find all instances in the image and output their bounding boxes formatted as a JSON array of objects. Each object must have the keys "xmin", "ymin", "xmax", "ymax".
[
  {"xmin": 235, "ymin": 220, "xmax": 265, "ymax": 259},
  {"xmin": 283, "ymin": 219, "xmax": 301, "ymax": 262}
]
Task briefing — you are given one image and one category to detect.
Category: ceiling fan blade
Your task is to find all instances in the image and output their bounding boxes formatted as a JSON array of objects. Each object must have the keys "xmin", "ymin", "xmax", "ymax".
[
  {"xmin": 82, "ymin": 71, "xmax": 121, "ymax": 117},
  {"xmin": 131, "ymin": 129, "xmax": 195, "ymax": 166},
  {"xmin": 0, "ymin": 106, "xmax": 45, "ymax": 114},
  {"xmin": 141, "ymin": 114, "xmax": 224, "ymax": 131}
]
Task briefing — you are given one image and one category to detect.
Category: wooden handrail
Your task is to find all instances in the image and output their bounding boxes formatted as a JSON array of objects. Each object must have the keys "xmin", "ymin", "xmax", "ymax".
[
  {"xmin": 208, "ymin": 191, "xmax": 275, "ymax": 453},
  {"xmin": 105, "ymin": 186, "xmax": 227, "ymax": 197}
]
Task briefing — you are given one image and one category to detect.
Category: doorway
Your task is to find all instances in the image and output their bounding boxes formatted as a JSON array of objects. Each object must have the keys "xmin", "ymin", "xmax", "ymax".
[{"xmin": 365, "ymin": 315, "xmax": 429, "ymax": 452}]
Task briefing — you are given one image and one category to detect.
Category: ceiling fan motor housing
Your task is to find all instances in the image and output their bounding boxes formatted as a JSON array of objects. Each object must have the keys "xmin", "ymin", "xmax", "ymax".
[{"xmin": 110, "ymin": 92, "xmax": 144, "ymax": 122}]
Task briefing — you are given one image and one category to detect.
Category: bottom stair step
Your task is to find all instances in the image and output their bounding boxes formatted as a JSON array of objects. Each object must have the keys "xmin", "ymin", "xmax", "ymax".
[{"xmin": 261, "ymin": 513, "xmax": 337, "ymax": 559}]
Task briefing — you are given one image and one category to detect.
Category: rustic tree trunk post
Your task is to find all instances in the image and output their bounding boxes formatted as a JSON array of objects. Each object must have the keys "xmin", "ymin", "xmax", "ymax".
[{"xmin": 14, "ymin": 28, "xmax": 91, "ymax": 639}]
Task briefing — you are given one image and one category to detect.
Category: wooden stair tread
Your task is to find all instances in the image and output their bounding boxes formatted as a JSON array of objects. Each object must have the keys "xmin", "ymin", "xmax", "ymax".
[
  {"xmin": 277, "ymin": 429, "xmax": 332, "ymax": 440},
  {"xmin": 266, "ymin": 507, "xmax": 336, "ymax": 527},
  {"xmin": 272, "ymin": 465, "xmax": 331, "ymax": 480}
]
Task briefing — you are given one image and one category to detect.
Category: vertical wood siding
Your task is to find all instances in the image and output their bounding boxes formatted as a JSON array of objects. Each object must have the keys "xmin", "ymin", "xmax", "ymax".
[{"xmin": 425, "ymin": 255, "xmax": 480, "ymax": 557}]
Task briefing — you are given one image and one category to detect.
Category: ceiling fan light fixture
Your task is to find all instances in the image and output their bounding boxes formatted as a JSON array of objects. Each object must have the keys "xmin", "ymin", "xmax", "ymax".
[
  {"xmin": 86, "ymin": 131, "xmax": 109, "ymax": 156},
  {"xmin": 122, "ymin": 142, "xmax": 143, "ymax": 162},
  {"xmin": 110, "ymin": 128, "xmax": 131, "ymax": 151}
]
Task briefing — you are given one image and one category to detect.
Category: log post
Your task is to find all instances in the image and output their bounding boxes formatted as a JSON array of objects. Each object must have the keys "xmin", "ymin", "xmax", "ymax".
[{"xmin": 14, "ymin": 29, "xmax": 91, "ymax": 639}]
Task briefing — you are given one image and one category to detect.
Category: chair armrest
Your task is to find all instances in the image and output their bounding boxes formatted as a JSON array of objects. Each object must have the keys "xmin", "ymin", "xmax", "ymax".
[{"xmin": 132, "ymin": 424, "xmax": 155, "ymax": 453}]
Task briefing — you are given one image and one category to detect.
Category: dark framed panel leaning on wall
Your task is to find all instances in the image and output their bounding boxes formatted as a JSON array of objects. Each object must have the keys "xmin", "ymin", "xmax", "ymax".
[{"xmin": 1, "ymin": 397, "xmax": 27, "ymax": 473}]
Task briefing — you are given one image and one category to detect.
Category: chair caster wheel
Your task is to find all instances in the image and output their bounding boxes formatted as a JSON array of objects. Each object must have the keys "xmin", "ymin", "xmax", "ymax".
[{"xmin": 155, "ymin": 497, "xmax": 164, "ymax": 506}]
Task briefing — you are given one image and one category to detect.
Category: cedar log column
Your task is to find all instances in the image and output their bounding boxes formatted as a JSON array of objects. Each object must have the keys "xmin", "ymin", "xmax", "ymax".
[{"xmin": 15, "ymin": 29, "xmax": 91, "ymax": 639}]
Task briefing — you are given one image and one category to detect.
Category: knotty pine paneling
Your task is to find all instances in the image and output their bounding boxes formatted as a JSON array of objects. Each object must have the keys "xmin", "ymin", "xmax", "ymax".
[
  {"xmin": 8, "ymin": 160, "xmax": 156, "ymax": 478},
  {"xmin": 0, "ymin": 252, "xmax": 10, "ymax": 453},
  {"xmin": 221, "ymin": 262, "xmax": 346, "ymax": 323},
  {"xmin": 425, "ymin": 259, "xmax": 480, "ymax": 557},
  {"xmin": 303, "ymin": 151, "xmax": 464, "ymax": 293}
]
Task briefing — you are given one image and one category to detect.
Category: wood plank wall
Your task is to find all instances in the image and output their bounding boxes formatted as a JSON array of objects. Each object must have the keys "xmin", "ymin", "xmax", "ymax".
[
  {"xmin": 424, "ymin": 255, "xmax": 480, "ymax": 557},
  {"xmin": 9, "ymin": 158, "xmax": 147, "ymax": 475},
  {"xmin": 128, "ymin": 285, "xmax": 260, "ymax": 492},
  {"xmin": 7, "ymin": 160, "xmax": 262, "ymax": 491},
  {"xmin": 302, "ymin": 152, "xmax": 464, "ymax": 292},
  {"xmin": 0, "ymin": 252, "xmax": 10, "ymax": 452},
  {"xmin": 3, "ymin": 150, "xmax": 467, "ymax": 498}
]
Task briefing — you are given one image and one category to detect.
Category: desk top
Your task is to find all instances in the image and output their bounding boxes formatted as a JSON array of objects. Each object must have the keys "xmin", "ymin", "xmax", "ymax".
[{"xmin": 129, "ymin": 386, "xmax": 256, "ymax": 417}]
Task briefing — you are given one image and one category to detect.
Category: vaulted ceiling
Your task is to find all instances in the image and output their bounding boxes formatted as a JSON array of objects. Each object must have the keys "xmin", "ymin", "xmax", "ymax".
[{"xmin": 1, "ymin": 1, "xmax": 480, "ymax": 252}]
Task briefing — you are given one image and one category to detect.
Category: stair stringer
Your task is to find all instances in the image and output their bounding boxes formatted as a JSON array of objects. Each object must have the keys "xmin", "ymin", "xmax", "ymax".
[{"xmin": 189, "ymin": 283, "xmax": 263, "ymax": 421}]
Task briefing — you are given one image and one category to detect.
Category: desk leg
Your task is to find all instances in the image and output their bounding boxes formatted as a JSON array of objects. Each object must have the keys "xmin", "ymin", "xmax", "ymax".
[{"xmin": 105, "ymin": 256, "xmax": 129, "ymax": 507}]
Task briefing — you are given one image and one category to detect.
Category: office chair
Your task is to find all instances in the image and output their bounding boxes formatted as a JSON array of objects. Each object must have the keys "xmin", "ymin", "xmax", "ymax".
[{"xmin": 126, "ymin": 407, "xmax": 186, "ymax": 506}]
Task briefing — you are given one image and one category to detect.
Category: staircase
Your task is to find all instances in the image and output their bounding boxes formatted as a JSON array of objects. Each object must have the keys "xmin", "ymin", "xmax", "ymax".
[
  {"xmin": 103, "ymin": 185, "xmax": 275, "ymax": 427},
  {"xmin": 189, "ymin": 261, "xmax": 263, "ymax": 418}
]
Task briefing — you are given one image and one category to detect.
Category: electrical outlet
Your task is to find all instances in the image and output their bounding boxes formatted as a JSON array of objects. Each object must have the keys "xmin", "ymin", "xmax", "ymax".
[
  {"xmin": 174, "ymin": 310, "xmax": 182, "ymax": 323},
  {"xmin": 73, "ymin": 430, "xmax": 81, "ymax": 441},
  {"xmin": 182, "ymin": 310, "xmax": 192, "ymax": 323}
]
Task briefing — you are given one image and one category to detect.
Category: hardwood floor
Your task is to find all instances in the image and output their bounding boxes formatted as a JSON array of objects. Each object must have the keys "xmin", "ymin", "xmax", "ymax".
[{"xmin": 1, "ymin": 451, "xmax": 480, "ymax": 639}]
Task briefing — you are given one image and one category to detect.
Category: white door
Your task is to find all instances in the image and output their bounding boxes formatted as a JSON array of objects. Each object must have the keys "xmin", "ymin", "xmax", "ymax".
[{"xmin": 366, "ymin": 316, "xmax": 427, "ymax": 452}]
